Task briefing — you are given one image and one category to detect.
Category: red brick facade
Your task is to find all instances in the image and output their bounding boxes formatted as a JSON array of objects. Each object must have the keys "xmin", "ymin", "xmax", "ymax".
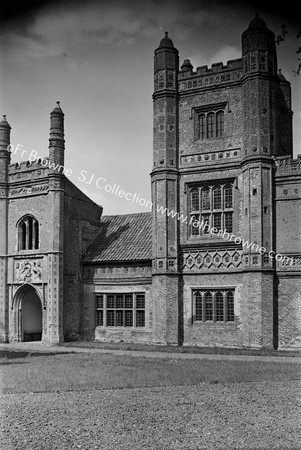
[
  {"xmin": 0, "ymin": 104, "xmax": 102, "ymax": 343},
  {"xmin": 0, "ymin": 15, "xmax": 300, "ymax": 349}
]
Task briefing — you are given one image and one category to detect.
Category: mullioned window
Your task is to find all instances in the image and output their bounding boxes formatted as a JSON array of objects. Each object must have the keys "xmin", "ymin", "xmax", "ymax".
[{"xmin": 193, "ymin": 289, "xmax": 235, "ymax": 323}]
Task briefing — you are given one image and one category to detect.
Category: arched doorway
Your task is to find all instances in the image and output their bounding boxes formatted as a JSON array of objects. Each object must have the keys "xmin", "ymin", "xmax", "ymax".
[{"xmin": 15, "ymin": 285, "xmax": 43, "ymax": 341}]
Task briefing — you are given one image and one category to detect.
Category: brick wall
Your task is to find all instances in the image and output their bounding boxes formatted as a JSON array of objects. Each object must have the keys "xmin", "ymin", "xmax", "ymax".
[
  {"xmin": 152, "ymin": 275, "xmax": 180, "ymax": 344},
  {"xmin": 178, "ymin": 85, "xmax": 243, "ymax": 155},
  {"xmin": 183, "ymin": 273, "xmax": 243, "ymax": 347},
  {"xmin": 63, "ymin": 179, "xmax": 102, "ymax": 341},
  {"xmin": 278, "ymin": 277, "xmax": 301, "ymax": 348},
  {"xmin": 275, "ymin": 180, "xmax": 301, "ymax": 254},
  {"xmin": 82, "ymin": 263, "xmax": 152, "ymax": 343},
  {"xmin": 182, "ymin": 271, "xmax": 275, "ymax": 348}
]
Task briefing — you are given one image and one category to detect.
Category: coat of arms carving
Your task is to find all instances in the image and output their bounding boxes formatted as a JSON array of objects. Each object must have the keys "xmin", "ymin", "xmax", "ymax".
[{"xmin": 15, "ymin": 260, "xmax": 42, "ymax": 283}]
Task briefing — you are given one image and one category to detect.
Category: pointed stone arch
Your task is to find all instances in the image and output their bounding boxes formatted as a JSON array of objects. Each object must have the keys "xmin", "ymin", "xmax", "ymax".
[{"xmin": 13, "ymin": 284, "xmax": 43, "ymax": 342}]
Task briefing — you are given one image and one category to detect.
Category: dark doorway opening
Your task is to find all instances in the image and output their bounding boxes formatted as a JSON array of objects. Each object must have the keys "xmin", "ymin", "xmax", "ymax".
[{"xmin": 22, "ymin": 286, "xmax": 42, "ymax": 341}]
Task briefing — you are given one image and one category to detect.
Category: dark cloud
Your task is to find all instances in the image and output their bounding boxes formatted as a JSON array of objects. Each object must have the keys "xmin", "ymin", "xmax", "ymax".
[
  {"xmin": 0, "ymin": 0, "xmax": 54, "ymax": 23},
  {"xmin": 1, "ymin": 0, "xmax": 299, "ymax": 23}
]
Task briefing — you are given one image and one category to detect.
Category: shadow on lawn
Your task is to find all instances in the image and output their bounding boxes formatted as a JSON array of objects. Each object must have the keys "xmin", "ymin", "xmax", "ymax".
[
  {"xmin": 0, "ymin": 350, "xmax": 75, "ymax": 360},
  {"xmin": 61, "ymin": 341, "xmax": 301, "ymax": 358}
]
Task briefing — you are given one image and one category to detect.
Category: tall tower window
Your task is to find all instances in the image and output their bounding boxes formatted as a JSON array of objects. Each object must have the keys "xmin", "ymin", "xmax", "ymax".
[
  {"xmin": 189, "ymin": 183, "xmax": 234, "ymax": 237},
  {"xmin": 18, "ymin": 216, "xmax": 39, "ymax": 250},
  {"xmin": 197, "ymin": 110, "xmax": 224, "ymax": 140}
]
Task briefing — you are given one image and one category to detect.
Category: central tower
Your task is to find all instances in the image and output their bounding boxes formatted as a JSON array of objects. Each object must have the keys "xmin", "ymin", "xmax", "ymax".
[{"xmin": 151, "ymin": 33, "xmax": 181, "ymax": 344}]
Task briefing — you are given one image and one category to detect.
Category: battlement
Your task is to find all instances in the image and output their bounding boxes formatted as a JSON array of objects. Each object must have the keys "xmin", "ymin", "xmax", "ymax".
[
  {"xmin": 179, "ymin": 58, "xmax": 242, "ymax": 78},
  {"xmin": 8, "ymin": 157, "xmax": 50, "ymax": 174},
  {"xmin": 275, "ymin": 155, "xmax": 301, "ymax": 176},
  {"xmin": 178, "ymin": 58, "xmax": 243, "ymax": 92}
]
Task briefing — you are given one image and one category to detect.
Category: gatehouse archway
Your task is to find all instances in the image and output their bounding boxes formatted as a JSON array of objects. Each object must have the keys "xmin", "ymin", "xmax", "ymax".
[{"xmin": 14, "ymin": 284, "xmax": 43, "ymax": 342}]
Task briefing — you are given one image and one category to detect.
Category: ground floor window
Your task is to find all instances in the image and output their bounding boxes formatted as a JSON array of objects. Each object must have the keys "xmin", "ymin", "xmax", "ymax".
[
  {"xmin": 192, "ymin": 289, "xmax": 235, "ymax": 323},
  {"xmin": 96, "ymin": 293, "xmax": 145, "ymax": 327}
]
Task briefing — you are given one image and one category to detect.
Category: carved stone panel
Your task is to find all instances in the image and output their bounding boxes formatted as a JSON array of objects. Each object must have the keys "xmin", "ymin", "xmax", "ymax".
[{"xmin": 15, "ymin": 260, "xmax": 42, "ymax": 283}]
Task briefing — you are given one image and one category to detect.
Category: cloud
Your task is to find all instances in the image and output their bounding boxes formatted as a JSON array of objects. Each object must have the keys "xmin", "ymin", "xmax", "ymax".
[
  {"xmin": 188, "ymin": 45, "xmax": 241, "ymax": 69},
  {"xmin": 1, "ymin": 1, "xmax": 161, "ymax": 60},
  {"xmin": 0, "ymin": 0, "xmax": 243, "ymax": 64},
  {"xmin": 0, "ymin": 31, "xmax": 60, "ymax": 62},
  {"xmin": 33, "ymin": 3, "xmax": 154, "ymax": 46}
]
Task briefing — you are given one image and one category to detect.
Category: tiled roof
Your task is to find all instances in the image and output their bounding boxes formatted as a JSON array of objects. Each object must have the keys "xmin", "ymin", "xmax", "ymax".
[{"xmin": 83, "ymin": 212, "xmax": 152, "ymax": 263}]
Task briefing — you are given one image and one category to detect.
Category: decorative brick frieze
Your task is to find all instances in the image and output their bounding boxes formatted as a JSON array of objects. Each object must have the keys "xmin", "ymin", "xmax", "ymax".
[
  {"xmin": 180, "ymin": 149, "xmax": 240, "ymax": 167},
  {"xmin": 182, "ymin": 249, "xmax": 243, "ymax": 271},
  {"xmin": 275, "ymin": 155, "xmax": 301, "ymax": 176},
  {"xmin": 277, "ymin": 255, "xmax": 301, "ymax": 271}
]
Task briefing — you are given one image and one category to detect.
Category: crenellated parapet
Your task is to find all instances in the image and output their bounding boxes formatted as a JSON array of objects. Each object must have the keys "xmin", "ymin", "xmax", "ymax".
[
  {"xmin": 178, "ymin": 58, "xmax": 243, "ymax": 92},
  {"xmin": 8, "ymin": 159, "xmax": 49, "ymax": 190},
  {"xmin": 274, "ymin": 155, "xmax": 301, "ymax": 177},
  {"xmin": 8, "ymin": 158, "xmax": 49, "ymax": 173},
  {"xmin": 179, "ymin": 58, "xmax": 242, "ymax": 77}
]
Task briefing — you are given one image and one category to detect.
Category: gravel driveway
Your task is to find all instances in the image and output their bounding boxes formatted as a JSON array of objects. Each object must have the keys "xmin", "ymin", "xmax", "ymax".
[{"xmin": 2, "ymin": 380, "xmax": 300, "ymax": 450}]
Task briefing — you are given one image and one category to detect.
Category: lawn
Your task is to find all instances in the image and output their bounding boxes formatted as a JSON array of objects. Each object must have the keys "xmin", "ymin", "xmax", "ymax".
[
  {"xmin": 0, "ymin": 350, "xmax": 300, "ymax": 394},
  {"xmin": 60, "ymin": 339, "xmax": 301, "ymax": 357},
  {"xmin": 1, "ymin": 350, "xmax": 300, "ymax": 450}
]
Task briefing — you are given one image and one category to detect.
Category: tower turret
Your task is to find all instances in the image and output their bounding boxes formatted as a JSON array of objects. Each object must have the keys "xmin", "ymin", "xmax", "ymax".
[
  {"xmin": 0, "ymin": 115, "xmax": 11, "ymax": 183},
  {"xmin": 151, "ymin": 33, "xmax": 181, "ymax": 344},
  {"xmin": 241, "ymin": 13, "xmax": 280, "ymax": 158},
  {"xmin": 240, "ymin": 15, "xmax": 278, "ymax": 348},
  {"xmin": 0, "ymin": 115, "xmax": 11, "ymax": 342},
  {"xmin": 49, "ymin": 101, "xmax": 65, "ymax": 168},
  {"xmin": 153, "ymin": 32, "xmax": 179, "ymax": 169},
  {"xmin": 242, "ymin": 13, "xmax": 277, "ymax": 74},
  {"xmin": 47, "ymin": 102, "xmax": 65, "ymax": 343}
]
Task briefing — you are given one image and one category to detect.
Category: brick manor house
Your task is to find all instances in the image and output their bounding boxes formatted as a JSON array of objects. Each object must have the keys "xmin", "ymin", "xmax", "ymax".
[{"xmin": 0, "ymin": 15, "xmax": 300, "ymax": 349}]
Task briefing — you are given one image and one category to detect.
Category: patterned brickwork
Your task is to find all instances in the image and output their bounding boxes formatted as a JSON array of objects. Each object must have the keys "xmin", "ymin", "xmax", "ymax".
[
  {"xmin": 82, "ymin": 274, "xmax": 152, "ymax": 343},
  {"xmin": 46, "ymin": 253, "xmax": 64, "ymax": 342},
  {"xmin": 278, "ymin": 278, "xmax": 301, "ymax": 348},
  {"xmin": 178, "ymin": 87, "xmax": 243, "ymax": 156},
  {"xmin": 183, "ymin": 272, "xmax": 244, "ymax": 347},
  {"xmin": 1, "ymin": 16, "xmax": 300, "ymax": 350},
  {"xmin": 0, "ymin": 105, "xmax": 103, "ymax": 343},
  {"xmin": 182, "ymin": 249, "xmax": 243, "ymax": 271}
]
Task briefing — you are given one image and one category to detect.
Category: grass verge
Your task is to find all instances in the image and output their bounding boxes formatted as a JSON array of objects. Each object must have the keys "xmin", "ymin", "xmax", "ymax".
[
  {"xmin": 59, "ymin": 340, "xmax": 301, "ymax": 357},
  {"xmin": 1, "ymin": 350, "xmax": 300, "ymax": 394}
]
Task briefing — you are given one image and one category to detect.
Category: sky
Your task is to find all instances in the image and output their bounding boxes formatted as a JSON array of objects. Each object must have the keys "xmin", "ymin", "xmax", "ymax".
[{"xmin": 0, "ymin": 0, "xmax": 300, "ymax": 215}]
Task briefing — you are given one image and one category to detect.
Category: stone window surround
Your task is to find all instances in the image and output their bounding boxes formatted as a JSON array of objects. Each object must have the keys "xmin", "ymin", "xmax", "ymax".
[
  {"xmin": 193, "ymin": 101, "xmax": 228, "ymax": 141},
  {"xmin": 192, "ymin": 288, "xmax": 235, "ymax": 324},
  {"xmin": 189, "ymin": 182, "xmax": 234, "ymax": 238},
  {"xmin": 17, "ymin": 215, "xmax": 40, "ymax": 251},
  {"xmin": 95, "ymin": 292, "xmax": 146, "ymax": 328}
]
